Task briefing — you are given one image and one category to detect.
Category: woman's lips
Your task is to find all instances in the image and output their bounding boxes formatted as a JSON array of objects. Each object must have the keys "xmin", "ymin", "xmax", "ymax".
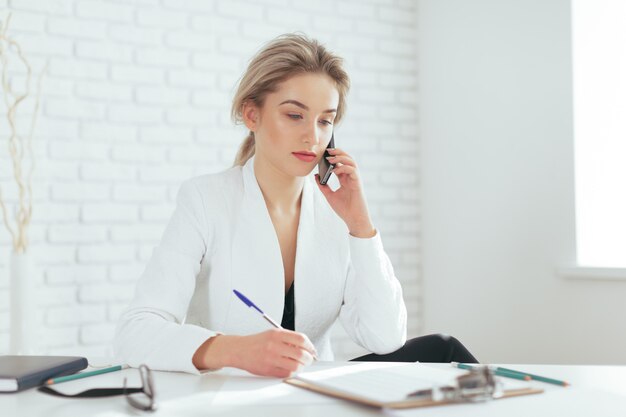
[{"xmin": 292, "ymin": 152, "xmax": 316, "ymax": 162}]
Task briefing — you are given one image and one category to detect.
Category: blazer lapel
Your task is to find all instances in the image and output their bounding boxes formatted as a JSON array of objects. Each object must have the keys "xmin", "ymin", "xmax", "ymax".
[
  {"xmin": 228, "ymin": 159, "xmax": 343, "ymax": 338},
  {"xmin": 293, "ymin": 176, "xmax": 345, "ymax": 337},
  {"xmin": 229, "ymin": 157, "xmax": 285, "ymax": 334}
]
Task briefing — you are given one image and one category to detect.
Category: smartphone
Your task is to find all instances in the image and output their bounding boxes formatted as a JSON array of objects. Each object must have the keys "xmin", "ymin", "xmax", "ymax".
[{"xmin": 318, "ymin": 133, "xmax": 335, "ymax": 185}]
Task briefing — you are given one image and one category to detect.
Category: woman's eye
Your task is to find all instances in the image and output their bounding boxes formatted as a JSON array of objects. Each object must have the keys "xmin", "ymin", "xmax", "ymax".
[
  {"xmin": 320, "ymin": 119, "xmax": 333, "ymax": 126},
  {"xmin": 288, "ymin": 114, "xmax": 303, "ymax": 120}
]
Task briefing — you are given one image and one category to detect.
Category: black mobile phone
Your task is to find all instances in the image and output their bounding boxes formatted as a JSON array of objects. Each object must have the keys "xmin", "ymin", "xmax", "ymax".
[{"xmin": 318, "ymin": 133, "xmax": 335, "ymax": 185}]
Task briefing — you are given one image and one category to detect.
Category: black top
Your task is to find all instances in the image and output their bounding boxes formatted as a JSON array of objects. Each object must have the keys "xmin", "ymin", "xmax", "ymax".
[{"xmin": 280, "ymin": 282, "xmax": 295, "ymax": 331}]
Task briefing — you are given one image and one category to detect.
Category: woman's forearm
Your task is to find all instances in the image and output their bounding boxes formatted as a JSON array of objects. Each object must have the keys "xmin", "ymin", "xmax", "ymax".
[
  {"xmin": 193, "ymin": 334, "xmax": 241, "ymax": 370},
  {"xmin": 192, "ymin": 329, "xmax": 316, "ymax": 377}
]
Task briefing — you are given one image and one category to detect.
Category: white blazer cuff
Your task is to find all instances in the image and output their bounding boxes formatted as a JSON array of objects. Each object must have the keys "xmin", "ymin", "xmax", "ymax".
[
  {"xmin": 175, "ymin": 325, "xmax": 220, "ymax": 375},
  {"xmin": 348, "ymin": 230, "xmax": 386, "ymax": 276}
]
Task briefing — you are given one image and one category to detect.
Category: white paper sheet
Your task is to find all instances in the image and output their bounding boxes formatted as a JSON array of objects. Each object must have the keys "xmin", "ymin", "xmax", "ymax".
[
  {"xmin": 292, "ymin": 362, "xmax": 529, "ymax": 403},
  {"xmin": 209, "ymin": 367, "xmax": 336, "ymax": 406}
]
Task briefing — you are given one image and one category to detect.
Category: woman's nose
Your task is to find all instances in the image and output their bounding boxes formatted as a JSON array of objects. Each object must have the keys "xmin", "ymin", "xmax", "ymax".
[{"xmin": 302, "ymin": 123, "xmax": 320, "ymax": 145}]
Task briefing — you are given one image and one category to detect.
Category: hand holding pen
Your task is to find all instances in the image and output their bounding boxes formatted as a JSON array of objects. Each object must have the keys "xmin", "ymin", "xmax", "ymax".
[{"xmin": 233, "ymin": 289, "xmax": 318, "ymax": 377}]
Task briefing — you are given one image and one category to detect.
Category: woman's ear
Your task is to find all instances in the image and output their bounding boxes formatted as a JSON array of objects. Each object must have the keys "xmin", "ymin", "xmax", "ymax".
[{"xmin": 242, "ymin": 101, "xmax": 260, "ymax": 132}]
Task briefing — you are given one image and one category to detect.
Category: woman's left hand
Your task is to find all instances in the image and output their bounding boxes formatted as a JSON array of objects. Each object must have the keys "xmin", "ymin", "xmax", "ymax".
[{"xmin": 315, "ymin": 148, "xmax": 376, "ymax": 238}]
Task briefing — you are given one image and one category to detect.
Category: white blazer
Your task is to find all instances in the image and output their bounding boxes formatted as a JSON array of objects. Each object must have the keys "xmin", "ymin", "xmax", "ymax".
[{"xmin": 114, "ymin": 156, "xmax": 407, "ymax": 374}]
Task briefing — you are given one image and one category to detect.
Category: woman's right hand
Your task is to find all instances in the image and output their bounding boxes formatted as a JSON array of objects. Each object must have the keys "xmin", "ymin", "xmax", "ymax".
[
  {"xmin": 232, "ymin": 329, "xmax": 317, "ymax": 377},
  {"xmin": 194, "ymin": 329, "xmax": 317, "ymax": 378}
]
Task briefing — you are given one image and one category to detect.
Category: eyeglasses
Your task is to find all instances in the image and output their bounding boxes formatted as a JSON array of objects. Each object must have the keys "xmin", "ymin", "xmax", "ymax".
[
  {"xmin": 124, "ymin": 364, "xmax": 157, "ymax": 412},
  {"xmin": 407, "ymin": 366, "xmax": 503, "ymax": 403},
  {"xmin": 39, "ymin": 363, "xmax": 157, "ymax": 412}
]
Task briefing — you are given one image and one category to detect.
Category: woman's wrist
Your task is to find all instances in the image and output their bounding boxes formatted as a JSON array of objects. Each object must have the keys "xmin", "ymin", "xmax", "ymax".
[
  {"xmin": 348, "ymin": 220, "xmax": 376, "ymax": 238},
  {"xmin": 350, "ymin": 228, "xmax": 377, "ymax": 239},
  {"xmin": 346, "ymin": 212, "xmax": 376, "ymax": 238},
  {"xmin": 193, "ymin": 334, "xmax": 240, "ymax": 370}
]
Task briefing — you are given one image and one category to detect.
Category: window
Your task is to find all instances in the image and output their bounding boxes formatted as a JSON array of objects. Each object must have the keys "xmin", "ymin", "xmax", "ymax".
[{"xmin": 572, "ymin": 0, "xmax": 626, "ymax": 268}]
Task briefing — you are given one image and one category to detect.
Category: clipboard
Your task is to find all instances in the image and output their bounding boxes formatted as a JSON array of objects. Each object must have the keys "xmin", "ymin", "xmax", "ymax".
[{"xmin": 284, "ymin": 362, "xmax": 544, "ymax": 409}]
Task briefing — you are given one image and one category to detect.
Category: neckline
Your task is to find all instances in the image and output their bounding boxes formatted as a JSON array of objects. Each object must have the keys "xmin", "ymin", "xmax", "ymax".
[{"xmin": 242, "ymin": 156, "xmax": 313, "ymax": 305}]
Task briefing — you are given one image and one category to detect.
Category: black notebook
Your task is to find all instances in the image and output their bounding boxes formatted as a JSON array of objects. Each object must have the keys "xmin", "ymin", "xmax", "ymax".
[{"xmin": 0, "ymin": 356, "xmax": 88, "ymax": 392}]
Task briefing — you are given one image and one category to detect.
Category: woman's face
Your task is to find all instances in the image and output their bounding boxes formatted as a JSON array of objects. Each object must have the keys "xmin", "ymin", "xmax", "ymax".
[{"xmin": 245, "ymin": 73, "xmax": 339, "ymax": 178}]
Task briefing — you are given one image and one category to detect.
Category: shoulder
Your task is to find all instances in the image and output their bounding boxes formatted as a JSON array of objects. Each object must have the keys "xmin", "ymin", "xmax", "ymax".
[
  {"xmin": 176, "ymin": 165, "xmax": 244, "ymax": 216},
  {"xmin": 184, "ymin": 165, "xmax": 243, "ymax": 196}
]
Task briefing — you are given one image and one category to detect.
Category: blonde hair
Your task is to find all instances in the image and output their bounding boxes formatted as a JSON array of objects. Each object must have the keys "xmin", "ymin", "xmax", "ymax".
[{"xmin": 231, "ymin": 33, "xmax": 350, "ymax": 166}]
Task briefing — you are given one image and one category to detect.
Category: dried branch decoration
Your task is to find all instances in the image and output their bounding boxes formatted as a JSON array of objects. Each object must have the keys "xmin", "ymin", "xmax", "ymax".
[{"xmin": 0, "ymin": 13, "xmax": 45, "ymax": 254}]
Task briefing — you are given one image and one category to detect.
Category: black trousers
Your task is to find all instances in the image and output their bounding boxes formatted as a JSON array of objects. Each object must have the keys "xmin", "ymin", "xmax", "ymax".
[{"xmin": 350, "ymin": 334, "xmax": 479, "ymax": 363}]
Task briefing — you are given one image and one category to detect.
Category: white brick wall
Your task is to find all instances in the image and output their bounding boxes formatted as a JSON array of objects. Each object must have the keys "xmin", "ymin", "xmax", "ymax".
[{"xmin": 0, "ymin": 0, "xmax": 420, "ymax": 360}]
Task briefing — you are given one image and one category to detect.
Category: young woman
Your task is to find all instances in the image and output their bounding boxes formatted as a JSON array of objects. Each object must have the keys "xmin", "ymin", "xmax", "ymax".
[{"xmin": 115, "ymin": 34, "xmax": 477, "ymax": 377}]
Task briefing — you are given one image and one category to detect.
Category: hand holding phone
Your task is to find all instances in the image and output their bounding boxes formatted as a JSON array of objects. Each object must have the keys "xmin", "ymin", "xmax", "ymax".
[
  {"xmin": 314, "ymin": 137, "xmax": 376, "ymax": 238},
  {"xmin": 318, "ymin": 133, "xmax": 335, "ymax": 185}
]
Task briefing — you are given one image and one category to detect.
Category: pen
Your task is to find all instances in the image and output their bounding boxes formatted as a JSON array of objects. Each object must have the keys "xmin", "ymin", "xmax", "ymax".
[
  {"xmin": 232, "ymin": 289, "xmax": 318, "ymax": 360},
  {"xmin": 452, "ymin": 363, "xmax": 569, "ymax": 386},
  {"xmin": 495, "ymin": 366, "xmax": 570, "ymax": 387},
  {"xmin": 45, "ymin": 364, "xmax": 128, "ymax": 385},
  {"xmin": 233, "ymin": 289, "xmax": 282, "ymax": 328}
]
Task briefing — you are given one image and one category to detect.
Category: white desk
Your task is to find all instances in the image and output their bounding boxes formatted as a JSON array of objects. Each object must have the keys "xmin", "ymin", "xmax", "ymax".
[{"xmin": 2, "ymin": 362, "xmax": 626, "ymax": 417}]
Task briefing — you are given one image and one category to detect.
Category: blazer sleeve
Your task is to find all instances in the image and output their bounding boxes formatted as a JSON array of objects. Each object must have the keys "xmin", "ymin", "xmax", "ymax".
[
  {"xmin": 114, "ymin": 179, "xmax": 217, "ymax": 374},
  {"xmin": 338, "ymin": 231, "xmax": 408, "ymax": 354}
]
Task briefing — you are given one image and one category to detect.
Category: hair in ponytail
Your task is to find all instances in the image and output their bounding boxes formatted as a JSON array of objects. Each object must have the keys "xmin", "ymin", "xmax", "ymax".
[
  {"xmin": 233, "ymin": 131, "xmax": 255, "ymax": 167},
  {"xmin": 231, "ymin": 33, "xmax": 350, "ymax": 166}
]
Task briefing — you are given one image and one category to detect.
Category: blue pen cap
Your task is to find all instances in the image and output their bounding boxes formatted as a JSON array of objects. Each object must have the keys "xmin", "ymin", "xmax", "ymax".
[{"xmin": 233, "ymin": 289, "xmax": 265, "ymax": 315}]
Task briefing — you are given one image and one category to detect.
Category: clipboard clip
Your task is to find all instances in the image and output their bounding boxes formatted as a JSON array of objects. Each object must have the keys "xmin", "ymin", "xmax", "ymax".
[{"xmin": 407, "ymin": 366, "xmax": 504, "ymax": 403}]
